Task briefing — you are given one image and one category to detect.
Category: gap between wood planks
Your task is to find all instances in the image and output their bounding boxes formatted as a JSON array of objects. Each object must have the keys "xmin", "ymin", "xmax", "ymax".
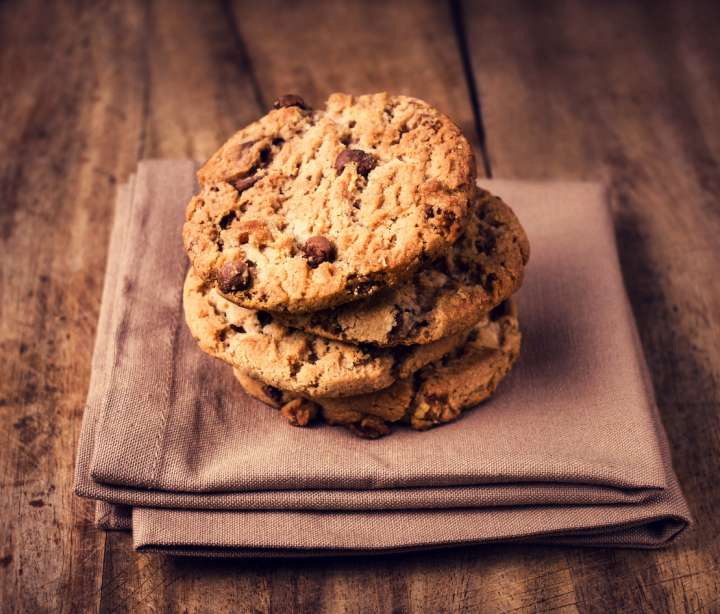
[
  {"xmin": 220, "ymin": 0, "xmax": 267, "ymax": 112},
  {"xmin": 450, "ymin": 0, "xmax": 492, "ymax": 178}
]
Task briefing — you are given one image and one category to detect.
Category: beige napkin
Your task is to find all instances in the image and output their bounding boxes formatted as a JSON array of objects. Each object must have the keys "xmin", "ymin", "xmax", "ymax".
[{"xmin": 74, "ymin": 160, "xmax": 691, "ymax": 555}]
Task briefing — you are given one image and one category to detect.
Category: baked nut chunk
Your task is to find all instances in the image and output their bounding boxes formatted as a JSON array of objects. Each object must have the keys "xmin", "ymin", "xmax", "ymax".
[
  {"xmin": 183, "ymin": 92, "xmax": 476, "ymax": 313},
  {"xmin": 277, "ymin": 188, "xmax": 529, "ymax": 346},
  {"xmin": 234, "ymin": 301, "xmax": 521, "ymax": 438},
  {"xmin": 183, "ymin": 268, "xmax": 473, "ymax": 399}
]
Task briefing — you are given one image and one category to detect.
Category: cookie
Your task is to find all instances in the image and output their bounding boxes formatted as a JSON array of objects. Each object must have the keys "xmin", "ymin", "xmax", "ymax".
[
  {"xmin": 183, "ymin": 92, "xmax": 476, "ymax": 313},
  {"xmin": 183, "ymin": 268, "xmax": 473, "ymax": 399},
  {"xmin": 234, "ymin": 301, "xmax": 521, "ymax": 437},
  {"xmin": 276, "ymin": 188, "xmax": 529, "ymax": 346}
]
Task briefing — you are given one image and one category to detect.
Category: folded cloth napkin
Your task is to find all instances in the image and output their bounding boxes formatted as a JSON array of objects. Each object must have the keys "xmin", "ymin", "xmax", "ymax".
[{"xmin": 74, "ymin": 160, "xmax": 691, "ymax": 556}]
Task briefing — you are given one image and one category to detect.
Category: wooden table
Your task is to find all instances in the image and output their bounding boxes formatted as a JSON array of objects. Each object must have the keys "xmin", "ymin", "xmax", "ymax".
[{"xmin": 2, "ymin": 1, "xmax": 719, "ymax": 611}]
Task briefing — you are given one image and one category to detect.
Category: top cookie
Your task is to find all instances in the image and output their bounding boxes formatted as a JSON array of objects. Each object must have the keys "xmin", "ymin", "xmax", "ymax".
[
  {"xmin": 276, "ymin": 187, "xmax": 530, "ymax": 346},
  {"xmin": 183, "ymin": 92, "xmax": 476, "ymax": 313}
]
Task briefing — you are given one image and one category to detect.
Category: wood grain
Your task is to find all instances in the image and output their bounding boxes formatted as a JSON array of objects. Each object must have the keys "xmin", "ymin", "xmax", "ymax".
[
  {"xmin": 462, "ymin": 0, "xmax": 720, "ymax": 611},
  {"xmin": 0, "ymin": 2, "xmax": 143, "ymax": 611},
  {"xmin": 230, "ymin": 0, "xmax": 478, "ymax": 149},
  {"xmin": 0, "ymin": 0, "xmax": 264, "ymax": 611},
  {"xmin": 1, "ymin": 0, "xmax": 718, "ymax": 612}
]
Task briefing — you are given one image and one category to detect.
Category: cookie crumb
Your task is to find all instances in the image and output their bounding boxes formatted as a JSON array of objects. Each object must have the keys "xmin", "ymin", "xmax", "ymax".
[
  {"xmin": 347, "ymin": 416, "xmax": 391, "ymax": 439},
  {"xmin": 280, "ymin": 399, "xmax": 319, "ymax": 426}
]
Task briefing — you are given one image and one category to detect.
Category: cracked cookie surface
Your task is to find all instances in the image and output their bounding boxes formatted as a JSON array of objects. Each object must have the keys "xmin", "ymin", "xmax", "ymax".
[
  {"xmin": 234, "ymin": 301, "xmax": 521, "ymax": 437},
  {"xmin": 183, "ymin": 92, "xmax": 476, "ymax": 313},
  {"xmin": 276, "ymin": 188, "xmax": 529, "ymax": 346},
  {"xmin": 183, "ymin": 268, "xmax": 472, "ymax": 399}
]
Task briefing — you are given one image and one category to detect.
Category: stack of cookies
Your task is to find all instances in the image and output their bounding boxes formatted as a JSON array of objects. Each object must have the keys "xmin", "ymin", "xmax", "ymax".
[{"xmin": 182, "ymin": 93, "xmax": 529, "ymax": 438}]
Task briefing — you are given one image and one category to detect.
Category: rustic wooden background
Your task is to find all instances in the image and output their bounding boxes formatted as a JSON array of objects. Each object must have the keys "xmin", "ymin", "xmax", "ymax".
[{"xmin": 2, "ymin": 0, "xmax": 719, "ymax": 611}]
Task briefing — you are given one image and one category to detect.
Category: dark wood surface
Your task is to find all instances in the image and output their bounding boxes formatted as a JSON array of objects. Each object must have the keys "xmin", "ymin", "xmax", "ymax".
[{"xmin": 1, "ymin": 0, "xmax": 719, "ymax": 611}]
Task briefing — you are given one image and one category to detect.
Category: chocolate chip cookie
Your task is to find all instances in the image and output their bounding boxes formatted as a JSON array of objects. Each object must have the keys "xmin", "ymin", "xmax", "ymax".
[
  {"xmin": 183, "ymin": 92, "xmax": 476, "ymax": 313},
  {"xmin": 183, "ymin": 268, "xmax": 474, "ymax": 399},
  {"xmin": 234, "ymin": 301, "xmax": 521, "ymax": 438},
  {"xmin": 276, "ymin": 187, "xmax": 529, "ymax": 346}
]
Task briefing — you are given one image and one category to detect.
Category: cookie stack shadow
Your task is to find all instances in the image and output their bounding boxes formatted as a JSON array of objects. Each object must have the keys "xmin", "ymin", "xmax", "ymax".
[{"xmin": 182, "ymin": 92, "xmax": 529, "ymax": 439}]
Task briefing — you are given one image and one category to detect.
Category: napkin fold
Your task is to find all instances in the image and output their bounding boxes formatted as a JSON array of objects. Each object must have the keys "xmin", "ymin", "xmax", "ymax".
[{"xmin": 74, "ymin": 160, "xmax": 691, "ymax": 555}]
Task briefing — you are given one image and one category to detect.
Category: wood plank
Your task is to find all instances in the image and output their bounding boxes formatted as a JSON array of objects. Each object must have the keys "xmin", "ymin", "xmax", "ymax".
[
  {"xmin": 0, "ymin": 0, "xmax": 263, "ymax": 612},
  {"xmin": 0, "ymin": 2, "xmax": 146, "ymax": 611},
  {"xmin": 133, "ymin": 0, "xmax": 266, "ymax": 160},
  {"xmin": 462, "ymin": 0, "xmax": 720, "ymax": 611}
]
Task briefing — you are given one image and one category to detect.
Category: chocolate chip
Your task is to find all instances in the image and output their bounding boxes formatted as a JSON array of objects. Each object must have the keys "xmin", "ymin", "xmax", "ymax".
[
  {"xmin": 273, "ymin": 94, "xmax": 308, "ymax": 110},
  {"xmin": 217, "ymin": 260, "xmax": 252, "ymax": 293},
  {"xmin": 259, "ymin": 147, "xmax": 272, "ymax": 165},
  {"xmin": 218, "ymin": 211, "xmax": 236, "ymax": 229},
  {"xmin": 256, "ymin": 311, "xmax": 273, "ymax": 327},
  {"xmin": 231, "ymin": 175, "xmax": 259, "ymax": 193},
  {"xmin": 302, "ymin": 236, "xmax": 335, "ymax": 268},
  {"xmin": 334, "ymin": 149, "xmax": 377, "ymax": 177}
]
